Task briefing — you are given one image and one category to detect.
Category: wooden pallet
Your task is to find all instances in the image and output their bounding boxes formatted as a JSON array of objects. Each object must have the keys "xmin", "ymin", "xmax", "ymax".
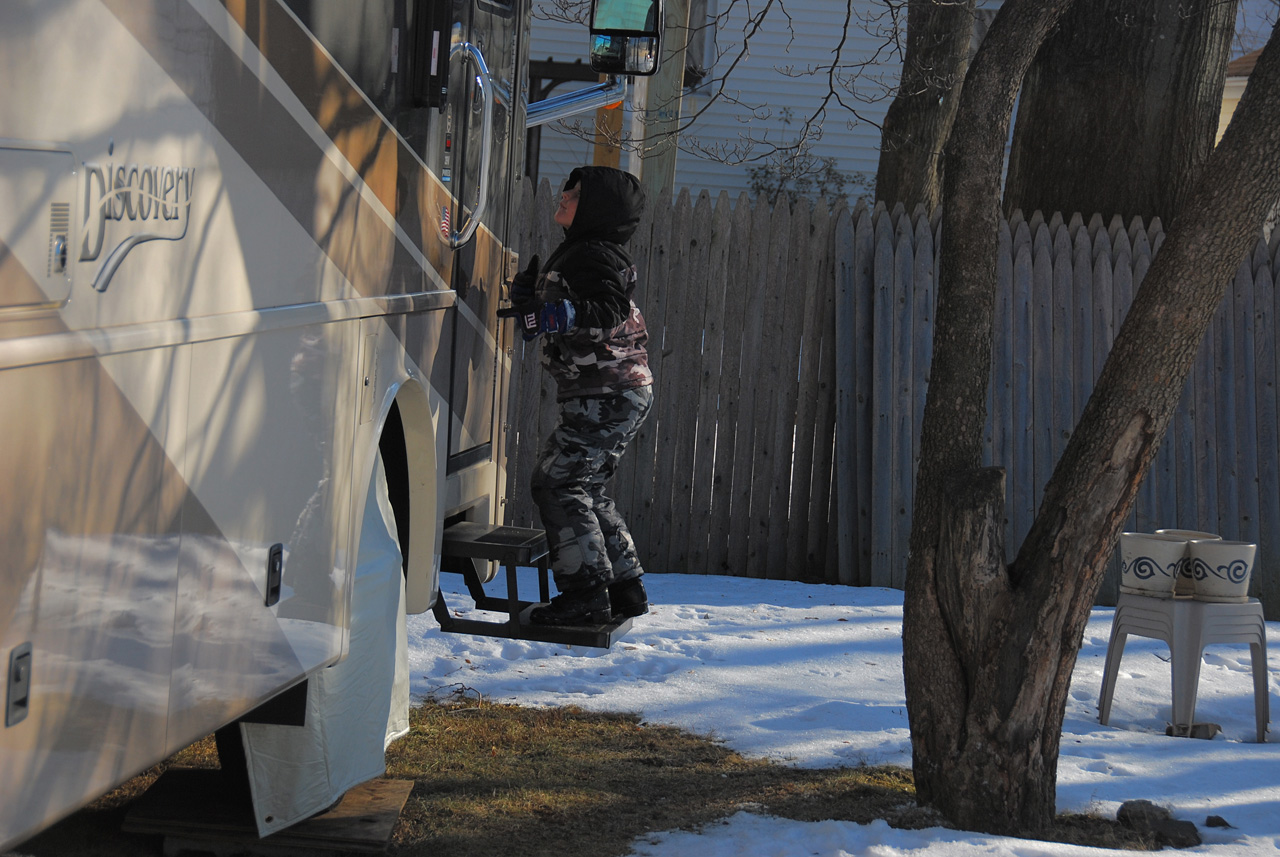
[{"xmin": 122, "ymin": 769, "xmax": 411, "ymax": 855}]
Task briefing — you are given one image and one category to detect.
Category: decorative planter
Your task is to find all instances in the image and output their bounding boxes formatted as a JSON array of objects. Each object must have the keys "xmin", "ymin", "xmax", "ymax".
[
  {"xmin": 1119, "ymin": 533, "xmax": 1188, "ymax": 598},
  {"xmin": 1156, "ymin": 529, "xmax": 1222, "ymax": 597},
  {"xmin": 1188, "ymin": 539, "xmax": 1256, "ymax": 603}
]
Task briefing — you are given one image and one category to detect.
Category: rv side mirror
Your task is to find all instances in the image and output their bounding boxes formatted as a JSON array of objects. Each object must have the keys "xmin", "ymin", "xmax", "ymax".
[{"xmin": 589, "ymin": 0, "xmax": 663, "ymax": 76}]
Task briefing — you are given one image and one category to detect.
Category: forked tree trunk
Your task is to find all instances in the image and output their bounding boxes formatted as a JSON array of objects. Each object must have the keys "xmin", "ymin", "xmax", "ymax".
[
  {"xmin": 902, "ymin": 1, "xmax": 1075, "ymax": 828},
  {"xmin": 1003, "ymin": 0, "xmax": 1238, "ymax": 223},
  {"xmin": 874, "ymin": 0, "xmax": 977, "ymax": 210},
  {"xmin": 904, "ymin": 4, "xmax": 1280, "ymax": 836}
]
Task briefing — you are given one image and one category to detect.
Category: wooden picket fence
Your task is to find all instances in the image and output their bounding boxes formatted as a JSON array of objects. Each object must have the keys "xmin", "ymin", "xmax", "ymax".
[
  {"xmin": 504, "ymin": 178, "xmax": 839, "ymax": 582},
  {"xmin": 833, "ymin": 203, "xmax": 1280, "ymax": 613},
  {"xmin": 504, "ymin": 180, "xmax": 1280, "ymax": 615}
]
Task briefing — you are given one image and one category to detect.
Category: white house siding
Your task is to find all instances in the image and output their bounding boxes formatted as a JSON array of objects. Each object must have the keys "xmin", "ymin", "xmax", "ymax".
[{"xmin": 529, "ymin": 1, "xmax": 906, "ymax": 198}]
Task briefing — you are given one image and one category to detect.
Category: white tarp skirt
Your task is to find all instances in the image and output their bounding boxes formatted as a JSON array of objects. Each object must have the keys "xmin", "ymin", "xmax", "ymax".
[{"xmin": 240, "ymin": 453, "xmax": 410, "ymax": 837}]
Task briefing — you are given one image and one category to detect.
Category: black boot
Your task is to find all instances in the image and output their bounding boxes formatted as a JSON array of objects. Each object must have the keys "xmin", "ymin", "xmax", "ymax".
[
  {"xmin": 608, "ymin": 577, "xmax": 648, "ymax": 618},
  {"xmin": 530, "ymin": 584, "xmax": 612, "ymax": 626}
]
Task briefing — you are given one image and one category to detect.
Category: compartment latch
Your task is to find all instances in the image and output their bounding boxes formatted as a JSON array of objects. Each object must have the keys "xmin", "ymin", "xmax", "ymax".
[{"xmin": 6, "ymin": 642, "xmax": 32, "ymax": 727}]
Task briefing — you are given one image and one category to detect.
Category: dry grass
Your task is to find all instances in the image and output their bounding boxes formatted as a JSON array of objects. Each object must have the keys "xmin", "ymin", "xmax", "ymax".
[
  {"xmin": 12, "ymin": 691, "xmax": 1156, "ymax": 856},
  {"xmin": 383, "ymin": 687, "xmax": 919, "ymax": 856}
]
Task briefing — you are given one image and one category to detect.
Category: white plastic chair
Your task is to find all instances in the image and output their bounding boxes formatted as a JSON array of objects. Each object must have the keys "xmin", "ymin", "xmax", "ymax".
[{"xmin": 1097, "ymin": 592, "xmax": 1270, "ymax": 743}]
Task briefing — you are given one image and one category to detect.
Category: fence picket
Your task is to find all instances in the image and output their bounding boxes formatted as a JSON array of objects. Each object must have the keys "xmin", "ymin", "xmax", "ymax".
[
  {"xmin": 708, "ymin": 195, "xmax": 755, "ymax": 576},
  {"xmin": 725, "ymin": 196, "xmax": 774, "ymax": 576},
  {"xmin": 1010, "ymin": 232, "xmax": 1035, "ymax": 550},
  {"xmin": 768, "ymin": 200, "xmax": 811, "ymax": 578},
  {"xmin": 850, "ymin": 204, "xmax": 876, "ymax": 585},
  {"xmin": 1173, "ymin": 371, "xmax": 1199, "ymax": 531},
  {"xmin": 833, "ymin": 205, "xmax": 858, "ymax": 584},
  {"xmin": 1255, "ymin": 261, "xmax": 1280, "ymax": 608},
  {"xmin": 649, "ymin": 190, "xmax": 694, "ymax": 572},
  {"xmin": 1107, "ymin": 214, "xmax": 1126, "ymax": 256},
  {"xmin": 870, "ymin": 208, "xmax": 897, "ymax": 586},
  {"xmin": 1047, "ymin": 211, "xmax": 1064, "ymax": 242},
  {"xmin": 745, "ymin": 199, "xmax": 793, "ymax": 577},
  {"xmin": 688, "ymin": 191, "xmax": 733, "ymax": 575},
  {"xmin": 1031, "ymin": 228, "xmax": 1054, "ymax": 516},
  {"xmin": 1067, "ymin": 211, "xmax": 1085, "ymax": 239},
  {"xmin": 1072, "ymin": 226, "xmax": 1094, "ymax": 414},
  {"xmin": 662, "ymin": 191, "xmax": 708, "ymax": 574},
  {"xmin": 808, "ymin": 206, "xmax": 840, "ymax": 583},
  {"xmin": 1051, "ymin": 223, "xmax": 1074, "ymax": 472},
  {"xmin": 1086, "ymin": 212, "xmax": 1105, "ymax": 242}
]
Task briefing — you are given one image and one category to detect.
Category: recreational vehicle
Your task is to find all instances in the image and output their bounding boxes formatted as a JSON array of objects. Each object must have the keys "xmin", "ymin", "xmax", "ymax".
[{"xmin": 0, "ymin": 0, "xmax": 661, "ymax": 848}]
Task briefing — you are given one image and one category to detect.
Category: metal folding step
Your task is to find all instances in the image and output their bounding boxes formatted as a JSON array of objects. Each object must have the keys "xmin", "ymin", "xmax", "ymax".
[{"xmin": 433, "ymin": 522, "xmax": 632, "ymax": 648}]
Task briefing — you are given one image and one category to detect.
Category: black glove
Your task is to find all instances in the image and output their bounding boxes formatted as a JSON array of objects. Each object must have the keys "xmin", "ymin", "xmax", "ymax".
[
  {"xmin": 509, "ymin": 254, "xmax": 540, "ymax": 304},
  {"xmin": 498, "ymin": 299, "xmax": 575, "ymax": 341},
  {"xmin": 497, "ymin": 303, "xmax": 541, "ymax": 341}
]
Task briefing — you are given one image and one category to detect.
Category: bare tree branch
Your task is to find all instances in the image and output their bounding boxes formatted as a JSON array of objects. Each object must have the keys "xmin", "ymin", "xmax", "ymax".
[{"xmin": 534, "ymin": 0, "xmax": 920, "ymax": 185}]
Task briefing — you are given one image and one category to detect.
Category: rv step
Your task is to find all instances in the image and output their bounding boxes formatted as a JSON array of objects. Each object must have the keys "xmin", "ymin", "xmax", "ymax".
[
  {"xmin": 435, "ymin": 522, "xmax": 632, "ymax": 649},
  {"xmin": 441, "ymin": 521, "xmax": 549, "ymax": 564}
]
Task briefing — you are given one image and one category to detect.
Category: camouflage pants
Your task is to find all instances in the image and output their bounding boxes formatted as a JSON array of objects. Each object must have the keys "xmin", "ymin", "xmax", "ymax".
[{"xmin": 531, "ymin": 386, "xmax": 654, "ymax": 591}]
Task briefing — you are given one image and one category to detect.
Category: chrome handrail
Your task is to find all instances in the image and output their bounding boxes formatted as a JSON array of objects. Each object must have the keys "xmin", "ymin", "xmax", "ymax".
[
  {"xmin": 443, "ymin": 42, "xmax": 494, "ymax": 249},
  {"xmin": 525, "ymin": 75, "xmax": 627, "ymax": 128}
]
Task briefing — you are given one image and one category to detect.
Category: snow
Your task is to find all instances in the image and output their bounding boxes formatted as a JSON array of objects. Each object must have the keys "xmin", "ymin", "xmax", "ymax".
[{"xmin": 407, "ymin": 573, "xmax": 1280, "ymax": 856}]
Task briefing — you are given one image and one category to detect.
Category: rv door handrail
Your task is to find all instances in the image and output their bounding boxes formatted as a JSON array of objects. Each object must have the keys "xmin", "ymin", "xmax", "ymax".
[{"xmin": 525, "ymin": 75, "xmax": 627, "ymax": 128}]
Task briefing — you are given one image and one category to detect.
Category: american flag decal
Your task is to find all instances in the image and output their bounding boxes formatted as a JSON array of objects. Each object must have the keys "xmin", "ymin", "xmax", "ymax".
[{"xmin": 440, "ymin": 205, "xmax": 451, "ymax": 240}]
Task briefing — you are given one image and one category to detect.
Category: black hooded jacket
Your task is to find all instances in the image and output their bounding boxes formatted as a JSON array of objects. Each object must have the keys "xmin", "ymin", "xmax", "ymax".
[{"xmin": 537, "ymin": 166, "xmax": 653, "ymax": 400}]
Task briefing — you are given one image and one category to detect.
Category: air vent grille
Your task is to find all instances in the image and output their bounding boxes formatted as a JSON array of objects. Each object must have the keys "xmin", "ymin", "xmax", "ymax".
[{"xmin": 48, "ymin": 202, "xmax": 70, "ymax": 276}]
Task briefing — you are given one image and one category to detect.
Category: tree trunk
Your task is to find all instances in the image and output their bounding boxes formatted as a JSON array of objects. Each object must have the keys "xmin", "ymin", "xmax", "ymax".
[
  {"xmin": 1003, "ymin": 0, "xmax": 1238, "ymax": 223},
  {"xmin": 902, "ymin": 0, "xmax": 1076, "ymax": 832},
  {"xmin": 906, "ymin": 6, "xmax": 1280, "ymax": 836},
  {"xmin": 874, "ymin": 0, "xmax": 977, "ymax": 210}
]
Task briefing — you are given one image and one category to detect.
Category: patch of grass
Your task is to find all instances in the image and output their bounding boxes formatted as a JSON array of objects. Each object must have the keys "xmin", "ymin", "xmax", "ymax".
[
  {"xmin": 384, "ymin": 688, "xmax": 916, "ymax": 856},
  {"xmin": 12, "ymin": 693, "xmax": 1156, "ymax": 856}
]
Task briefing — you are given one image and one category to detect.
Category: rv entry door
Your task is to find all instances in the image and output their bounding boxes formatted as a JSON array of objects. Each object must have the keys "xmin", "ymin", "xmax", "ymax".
[{"xmin": 444, "ymin": 0, "xmax": 523, "ymax": 471}]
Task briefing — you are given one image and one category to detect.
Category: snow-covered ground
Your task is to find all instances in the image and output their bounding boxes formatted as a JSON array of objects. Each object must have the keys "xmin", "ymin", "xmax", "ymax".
[{"xmin": 407, "ymin": 573, "xmax": 1280, "ymax": 856}]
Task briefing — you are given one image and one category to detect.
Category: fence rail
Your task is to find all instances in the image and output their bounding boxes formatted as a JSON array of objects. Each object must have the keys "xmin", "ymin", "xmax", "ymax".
[{"xmin": 504, "ymin": 180, "xmax": 1280, "ymax": 616}]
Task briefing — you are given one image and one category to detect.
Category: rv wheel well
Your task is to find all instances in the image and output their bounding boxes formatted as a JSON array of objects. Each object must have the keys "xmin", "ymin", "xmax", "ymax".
[{"xmin": 378, "ymin": 402, "xmax": 411, "ymax": 574}]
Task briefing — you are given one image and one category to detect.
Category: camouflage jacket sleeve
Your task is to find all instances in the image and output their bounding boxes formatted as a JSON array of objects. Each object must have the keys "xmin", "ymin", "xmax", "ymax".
[{"xmin": 542, "ymin": 240, "xmax": 633, "ymax": 330}]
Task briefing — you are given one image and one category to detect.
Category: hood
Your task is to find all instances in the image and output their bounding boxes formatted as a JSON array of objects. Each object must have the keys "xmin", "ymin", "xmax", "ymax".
[{"xmin": 562, "ymin": 166, "xmax": 645, "ymax": 245}]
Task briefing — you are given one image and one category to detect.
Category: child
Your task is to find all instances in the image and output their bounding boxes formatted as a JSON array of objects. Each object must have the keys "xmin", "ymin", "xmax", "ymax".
[{"xmin": 502, "ymin": 166, "xmax": 654, "ymax": 626}]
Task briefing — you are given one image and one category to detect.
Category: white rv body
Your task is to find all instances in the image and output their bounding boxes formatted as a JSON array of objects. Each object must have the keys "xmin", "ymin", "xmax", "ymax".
[{"xmin": 0, "ymin": 0, "xmax": 533, "ymax": 847}]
